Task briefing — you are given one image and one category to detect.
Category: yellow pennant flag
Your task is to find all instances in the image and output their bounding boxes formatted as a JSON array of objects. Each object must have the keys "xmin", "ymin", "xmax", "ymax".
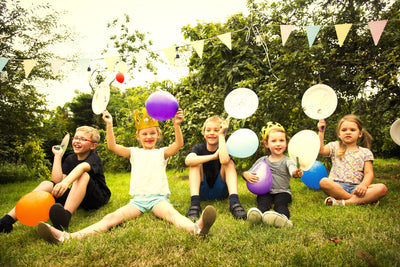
[
  {"xmin": 162, "ymin": 46, "xmax": 176, "ymax": 65},
  {"xmin": 23, "ymin": 59, "xmax": 37, "ymax": 78},
  {"xmin": 191, "ymin": 40, "xmax": 204, "ymax": 58},
  {"xmin": 335, "ymin": 23, "xmax": 352, "ymax": 47},
  {"xmin": 104, "ymin": 56, "xmax": 118, "ymax": 73},
  {"xmin": 217, "ymin": 32, "xmax": 232, "ymax": 50}
]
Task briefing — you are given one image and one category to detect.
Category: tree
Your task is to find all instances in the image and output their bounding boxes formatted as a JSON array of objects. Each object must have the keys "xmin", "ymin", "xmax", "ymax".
[
  {"xmin": 0, "ymin": 0, "xmax": 74, "ymax": 164},
  {"xmin": 169, "ymin": 0, "xmax": 399, "ymax": 170}
]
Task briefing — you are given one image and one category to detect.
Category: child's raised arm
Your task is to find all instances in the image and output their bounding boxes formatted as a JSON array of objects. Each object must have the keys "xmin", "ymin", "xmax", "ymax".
[
  {"xmin": 102, "ymin": 110, "xmax": 131, "ymax": 158},
  {"xmin": 318, "ymin": 119, "xmax": 330, "ymax": 156},
  {"xmin": 164, "ymin": 109, "xmax": 184, "ymax": 159},
  {"xmin": 217, "ymin": 119, "xmax": 231, "ymax": 165}
]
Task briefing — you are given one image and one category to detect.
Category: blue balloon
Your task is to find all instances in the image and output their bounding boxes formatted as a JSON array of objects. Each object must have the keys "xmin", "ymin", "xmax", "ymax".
[
  {"xmin": 301, "ymin": 160, "xmax": 327, "ymax": 189},
  {"xmin": 247, "ymin": 158, "xmax": 273, "ymax": 195},
  {"xmin": 226, "ymin": 128, "xmax": 259, "ymax": 158}
]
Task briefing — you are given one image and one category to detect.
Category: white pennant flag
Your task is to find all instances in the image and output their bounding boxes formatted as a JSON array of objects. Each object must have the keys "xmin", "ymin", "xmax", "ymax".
[
  {"xmin": 50, "ymin": 59, "xmax": 64, "ymax": 76},
  {"xmin": 104, "ymin": 56, "xmax": 118, "ymax": 73}
]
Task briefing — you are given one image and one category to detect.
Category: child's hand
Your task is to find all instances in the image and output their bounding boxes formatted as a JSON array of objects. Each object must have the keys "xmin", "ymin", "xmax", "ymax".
[
  {"xmin": 52, "ymin": 145, "xmax": 63, "ymax": 156},
  {"xmin": 353, "ymin": 183, "xmax": 368, "ymax": 197},
  {"xmin": 293, "ymin": 168, "xmax": 303, "ymax": 178},
  {"xmin": 102, "ymin": 110, "xmax": 113, "ymax": 125},
  {"xmin": 219, "ymin": 119, "xmax": 229, "ymax": 136},
  {"xmin": 52, "ymin": 181, "xmax": 69, "ymax": 198},
  {"xmin": 173, "ymin": 109, "xmax": 184, "ymax": 125},
  {"xmin": 243, "ymin": 171, "xmax": 260, "ymax": 184},
  {"xmin": 318, "ymin": 119, "xmax": 326, "ymax": 132}
]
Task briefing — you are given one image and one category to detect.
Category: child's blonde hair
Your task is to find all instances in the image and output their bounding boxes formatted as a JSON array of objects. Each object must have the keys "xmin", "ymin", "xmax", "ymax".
[
  {"xmin": 336, "ymin": 114, "xmax": 373, "ymax": 158},
  {"xmin": 261, "ymin": 122, "xmax": 289, "ymax": 154},
  {"xmin": 76, "ymin": 126, "xmax": 100, "ymax": 143},
  {"xmin": 202, "ymin": 116, "xmax": 224, "ymax": 135}
]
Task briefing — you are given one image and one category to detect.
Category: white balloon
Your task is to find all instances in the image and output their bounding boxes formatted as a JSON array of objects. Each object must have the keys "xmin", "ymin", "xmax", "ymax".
[
  {"xmin": 226, "ymin": 128, "xmax": 259, "ymax": 158},
  {"xmin": 224, "ymin": 88, "xmax": 259, "ymax": 119},
  {"xmin": 390, "ymin": 118, "xmax": 400, "ymax": 146},
  {"xmin": 302, "ymin": 84, "xmax": 337, "ymax": 120},
  {"xmin": 288, "ymin": 130, "xmax": 320, "ymax": 171},
  {"xmin": 92, "ymin": 82, "xmax": 110, "ymax": 115}
]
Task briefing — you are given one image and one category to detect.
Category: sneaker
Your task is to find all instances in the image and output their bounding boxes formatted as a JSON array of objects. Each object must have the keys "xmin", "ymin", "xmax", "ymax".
[
  {"xmin": 229, "ymin": 203, "xmax": 247, "ymax": 220},
  {"xmin": 187, "ymin": 205, "xmax": 202, "ymax": 221},
  {"xmin": 262, "ymin": 211, "xmax": 293, "ymax": 228},
  {"xmin": 49, "ymin": 203, "xmax": 71, "ymax": 230},
  {"xmin": 198, "ymin": 205, "xmax": 217, "ymax": 236},
  {"xmin": 247, "ymin": 208, "xmax": 262, "ymax": 225}
]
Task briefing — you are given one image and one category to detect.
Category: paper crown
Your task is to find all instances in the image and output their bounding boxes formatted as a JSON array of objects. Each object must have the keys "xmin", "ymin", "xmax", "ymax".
[
  {"xmin": 261, "ymin": 122, "xmax": 285, "ymax": 139},
  {"xmin": 134, "ymin": 108, "xmax": 159, "ymax": 130}
]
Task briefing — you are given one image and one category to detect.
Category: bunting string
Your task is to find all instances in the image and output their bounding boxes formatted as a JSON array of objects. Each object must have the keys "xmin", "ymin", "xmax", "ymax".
[{"xmin": 0, "ymin": 19, "xmax": 398, "ymax": 79}]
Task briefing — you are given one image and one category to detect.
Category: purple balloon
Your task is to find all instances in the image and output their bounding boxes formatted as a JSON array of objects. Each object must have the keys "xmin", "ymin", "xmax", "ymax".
[
  {"xmin": 247, "ymin": 158, "xmax": 273, "ymax": 195},
  {"xmin": 145, "ymin": 91, "xmax": 179, "ymax": 121}
]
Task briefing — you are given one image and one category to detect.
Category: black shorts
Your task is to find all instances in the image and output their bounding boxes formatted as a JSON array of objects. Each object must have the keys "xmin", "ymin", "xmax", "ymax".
[{"xmin": 52, "ymin": 178, "xmax": 110, "ymax": 210}]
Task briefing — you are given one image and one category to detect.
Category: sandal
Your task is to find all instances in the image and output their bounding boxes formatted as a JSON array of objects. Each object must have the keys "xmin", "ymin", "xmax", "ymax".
[
  {"xmin": 325, "ymin": 197, "xmax": 345, "ymax": 206},
  {"xmin": 229, "ymin": 203, "xmax": 247, "ymax": 220},
  {"xmin": 187, "ymin": 205, "xmax": 201, "ymax": 221}
]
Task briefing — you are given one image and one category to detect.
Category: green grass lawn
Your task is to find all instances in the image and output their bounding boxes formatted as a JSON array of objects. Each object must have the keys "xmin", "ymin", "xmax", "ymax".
[{"xmin": 1, "ymin": 159, "xmax": 400, "ymax": 266}]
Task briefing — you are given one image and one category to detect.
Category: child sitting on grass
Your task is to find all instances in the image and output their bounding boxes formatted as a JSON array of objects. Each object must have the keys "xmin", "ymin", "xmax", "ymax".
[
  {"xmin": 243, "ymin": 123, "xmax": 302, "ymax": 228},
  {"xmin": 37, "ymin": 108, "xmax": 216, "ymax": 243}
]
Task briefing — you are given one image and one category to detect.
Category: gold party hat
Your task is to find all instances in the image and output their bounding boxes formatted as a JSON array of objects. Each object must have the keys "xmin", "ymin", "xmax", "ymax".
[
  {"xmin": 261, "ymin": 122, "xmax": 285, "ymax": 139},
  {"xmin": 134, "ymin": 108, "xmax": 159, "ymax": 130}
]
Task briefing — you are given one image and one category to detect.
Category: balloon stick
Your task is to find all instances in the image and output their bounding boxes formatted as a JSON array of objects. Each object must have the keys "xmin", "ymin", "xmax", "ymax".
[{"xmin": 296, "ymin": 157, "xmax": 300, "ymax": 169}]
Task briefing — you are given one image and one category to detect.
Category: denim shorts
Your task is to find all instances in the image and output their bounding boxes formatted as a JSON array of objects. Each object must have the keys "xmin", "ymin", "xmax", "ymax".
[
  {"xmin": 335, "ymin": 182, "xmax": 357, "ymax": 194},
  {"xmin": 200, "ymin": 173, "xmax": 229, "ymax": 201},
  {"xmin": 129, "ymin": 195, "xmax": 169, "ymax": 213}
]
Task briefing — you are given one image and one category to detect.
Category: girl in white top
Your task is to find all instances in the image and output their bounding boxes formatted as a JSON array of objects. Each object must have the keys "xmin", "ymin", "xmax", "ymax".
[{"xmin": 37, "ymin": 108, "xmax": 216, "ymax": 243}]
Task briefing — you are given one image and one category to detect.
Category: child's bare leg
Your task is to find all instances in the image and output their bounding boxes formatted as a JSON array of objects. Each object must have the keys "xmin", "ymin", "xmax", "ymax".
[
  {"xmin": 153, "ymin": 201, "xmax": 216, "ymax": 235},
  {"xmin": 346, "ymin": 183, "xmax": 388, "ymax": 205},
  {"xmin": 188, "ymin": 165, "xmax": 203, "ymax": 196},
  {"xmin": 63, "ymin": 173, "xmax": 90, "ymax": 214},
  {"xmin": 319, "ymin": 178, "xmax": 351, "ymax": 200},
  {"xmin": 221, "ymin": 160, "xmax": 238, "ymax": 194}
]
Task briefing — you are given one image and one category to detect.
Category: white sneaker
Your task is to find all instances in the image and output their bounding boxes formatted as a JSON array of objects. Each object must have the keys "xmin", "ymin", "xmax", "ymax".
[
  {"xmin": 262, "ymin": 211, "xmax": 293, "ymax": 228},
  {"xmin": 247, "ymin": 207, "xmax": 262, "ymax": 225}
]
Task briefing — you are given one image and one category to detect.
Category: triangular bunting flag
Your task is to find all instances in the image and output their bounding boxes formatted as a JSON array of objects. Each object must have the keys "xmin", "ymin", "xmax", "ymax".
[
  {"xmin": 0, "ymin": 57, "xmax": 9, "ymax": 71},
  {"xmin": 23, "ymin": 59, "xmax": 37, "ymax": 78},
  {"xmin": 191, "ymin": 40, "xmax": 205, "ymax": 58},
  {"xmin": 368, "ymin": 20, "xmax": 388, "ymax": 46},
  {"xmin": 50, "ymin": 59, "xmax": 64, "ymax": 76},
  {"xmin": 280, "ymin": 25, "xmax": 294, "ymax": 46},
  {"xmin": 78, "ymin": 58, "xmax": 91, "ymax": 73},
  {"xmin": 217, "ymin": 32, "xmax": 232, "ymax": 50},
  {"xmin": 162, "ymin": 46, "xmax": 176, "ymax": 65},
  {"xmin": 305, "ymin": 25, "xmax": 321, "ymax": 48},
  {"xmin": 117, "ymin": 61, "xmax": 128, "ymax": 73},
  {"xmin": 335, "ymin": 23, "xmax": 352, "ymax": 47},
  {"xmin": 104, "ymin": 56, "xmax": 118, "ymax": 73}
]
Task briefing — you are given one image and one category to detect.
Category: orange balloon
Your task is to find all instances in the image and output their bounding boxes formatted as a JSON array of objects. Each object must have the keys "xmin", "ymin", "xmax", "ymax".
[{"xmin": 15, "ymin": 191, "xmax": 55, "ymax": 226}]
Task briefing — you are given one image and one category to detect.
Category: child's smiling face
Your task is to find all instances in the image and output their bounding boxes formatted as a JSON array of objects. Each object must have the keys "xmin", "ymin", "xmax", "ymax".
[
  {"xmin": 136, "ymin": 127, "xmax": 160, "ymax": 150},
  {"xmin": 265, "ymin": 130, "xmax": 287, "ymax": 156}
]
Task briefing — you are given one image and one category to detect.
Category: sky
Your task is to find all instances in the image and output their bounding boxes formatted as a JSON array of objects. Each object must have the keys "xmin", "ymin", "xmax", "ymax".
[{"xmin": 18, "ymin": 0, "xmax": 249, "ymax": 109}]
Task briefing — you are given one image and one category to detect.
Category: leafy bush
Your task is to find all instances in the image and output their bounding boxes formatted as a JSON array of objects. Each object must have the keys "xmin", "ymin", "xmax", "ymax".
[{"xmin": 0, "ymin": 163, "xmax": 39, "ymax": 184}]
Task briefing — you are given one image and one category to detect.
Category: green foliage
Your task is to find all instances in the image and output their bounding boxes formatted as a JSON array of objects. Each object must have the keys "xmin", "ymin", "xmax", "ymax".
[
  {"xmin": 0, "ymin": 163, "xmax": 37, "ymax": 184},
  {"xmin": 13, "ymin": 138, "xmax": 51, "ymax": 181},
  {"xmin": 0, "ymin": 0, "xmax": 74, "ymax": 164}
]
